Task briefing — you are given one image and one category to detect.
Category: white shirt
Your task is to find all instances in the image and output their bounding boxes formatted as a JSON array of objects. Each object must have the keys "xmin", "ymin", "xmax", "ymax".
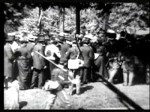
[{"xmin": 45, "ymin": 44, "xmax": 61, "ymax": 60}]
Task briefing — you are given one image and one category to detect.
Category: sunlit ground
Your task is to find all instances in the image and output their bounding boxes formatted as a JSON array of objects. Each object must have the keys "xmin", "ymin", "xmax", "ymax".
[{"xmin": 4, "ymin": 82, "xmax": 149, "ymax": 110}]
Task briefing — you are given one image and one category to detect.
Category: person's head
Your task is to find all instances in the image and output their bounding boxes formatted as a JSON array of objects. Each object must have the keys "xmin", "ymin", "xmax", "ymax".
[
  {"xmin": 28, "ymin": 37, "xmax": 35, "ymax": 43},
  {"xmin": 19, "ymin": 38, "xmax": 28, "ymax": 47},
  {"xmin": 82, "ymin": 38, "xmax": 90, "ymax": 45},
  {"xmin": 66, "ymin": 38, "xmax": 72, "ymax": 46},
  {"xmin": 37, "ymin": 35, "xmax": 45, "ymax": 45},
  {"xmin": 97, "ymin": 46, "xmax": 106, "ymax": 55},
  {"xmin": 5, "ymin": 34, "xmax": 14, "ymax": 44},
  {"xmin": 71, "ymin": 40, "xmax": 77, "ymax": 47}
]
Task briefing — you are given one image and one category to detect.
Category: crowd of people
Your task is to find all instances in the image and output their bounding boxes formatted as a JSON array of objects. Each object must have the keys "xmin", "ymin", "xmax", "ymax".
[{"xmin": 4, "ymin": 30, "xmax": 150, "ymax": 94}]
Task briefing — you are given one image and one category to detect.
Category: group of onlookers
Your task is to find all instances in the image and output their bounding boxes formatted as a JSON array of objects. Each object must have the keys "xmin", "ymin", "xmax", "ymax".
[{"xmin": 4, "ymin": 32, "xmax": 150, "ymax": 92}]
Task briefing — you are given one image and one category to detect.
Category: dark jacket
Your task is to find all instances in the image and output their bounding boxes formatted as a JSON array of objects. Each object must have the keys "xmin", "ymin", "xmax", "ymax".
[
  {"xmin": 64, "ymin": 46, "xmax": 79, "ymax": 61},
  {"xmin": 32, "ymin": 43, "xmax": 46, "ymax": 70},
  {"xmin": 60, "ymin": 43, "xmax": 71, "ymax": 60},
  {"xmin": 80, "ymin": 44, "xmax": 94, "ymax": 68},
  {"xmin": 26, "ymin": 42, "xmax": 35, "ymax": 53}
]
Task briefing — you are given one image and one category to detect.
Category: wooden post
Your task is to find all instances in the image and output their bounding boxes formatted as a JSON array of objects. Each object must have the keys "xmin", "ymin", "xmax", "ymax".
[
  {"xmin": 38, "ymin": 6, "xmax": 43, "ymax": 34},
  {"xmin": 63, "ymin": 8, "xmax": 65, "ymax": 32},
  {"xmin": 76, "ymin": 5, "xmax": 80, "ymax": 34}
]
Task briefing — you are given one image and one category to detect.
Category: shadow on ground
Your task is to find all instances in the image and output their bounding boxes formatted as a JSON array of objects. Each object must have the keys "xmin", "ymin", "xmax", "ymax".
[
  {"xmin": 80, "ymin": 85, "xmax": 94, "ymax": 94},
  {"xmin": 19, "ymin": 101, "xmax": 27, "ymax": 109},
  {"xmin": 72, "ymin": 85, "xmax": 93, "ymax": 95}
]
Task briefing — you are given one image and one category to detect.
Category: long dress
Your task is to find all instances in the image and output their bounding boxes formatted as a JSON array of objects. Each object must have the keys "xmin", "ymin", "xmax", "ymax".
[
  {"xmin": 94, "ymin": 54, "xmax": 109, "ymax": 80},
  {"xmin": 17, "ymin": 46, "xmax": 31, "ymax": 90}
]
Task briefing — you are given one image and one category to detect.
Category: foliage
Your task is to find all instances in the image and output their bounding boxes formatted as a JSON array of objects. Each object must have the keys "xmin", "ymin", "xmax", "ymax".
[
  {"xmin": 4, "ymin": 2, "xmax": 149, "ymax": 38},
  {"xmin": 107, "ymin": 3, "xmax": 150, "ymax": 31}
]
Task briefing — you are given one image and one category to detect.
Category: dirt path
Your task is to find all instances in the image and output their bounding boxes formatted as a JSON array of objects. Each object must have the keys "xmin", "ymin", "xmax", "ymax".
[{"xmin": 4, "ymin": 82, "xmax": 149, "ymax": 110}]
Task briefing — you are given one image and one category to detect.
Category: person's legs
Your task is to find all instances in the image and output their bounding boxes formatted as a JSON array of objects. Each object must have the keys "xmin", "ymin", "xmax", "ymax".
[
  {"xmin": 108, "ymin": 69, "xmax": 118, "ymax": 83},
  {"xmin": 30, "ymin": 69, "xmax": 38, "ymax": 89},
  {"xmin": 123, "ymin": 71, "xmax": 128, "ymax": 86},
  {"xmin": 79, "ymin": 68, "xmax": 84, "ymax": 84},
  {"xmin": 82, "ymin": 68, "xmax": 88, "ymax": 84},
  {"xmin": 68, "ymin": 70, "xmax": 75, "ymax": 95},
  {"xmin": 45, "ymin": 93, "xmax": 56, "ymax": 109},
  {"xmin": 38, "ymin": 70, "xmax": 44, "ymax": 89},
  {"xmin": 50, "ymin": 62, "xmax": 56, "ymax": 78},
  {"xmin": 75, "ymin": 75, "xmax": 81, "ymax": 95},
  {"xmin": 128, "ymin": 71, "xmax": 135, "ymax": 86}
]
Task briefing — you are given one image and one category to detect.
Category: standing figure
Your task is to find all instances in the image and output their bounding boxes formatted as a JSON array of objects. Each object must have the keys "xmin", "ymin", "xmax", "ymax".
[
  {"xmin": 16, "ymin": 38, "xmax": 32, "ymax": 90},
  {"xmin": 94, "ymin": 46, "xmax": 109, "ymax": 81},
  {"xmin": 122, "ymin": 51, "xmax": 135, "ymax": 86},
  {"xmin": 31, "ymin": 36, "xmax": 47, "ymax": 89},
  {"xmin": 4, "ymin": 34, "xmax": 15, "ymax": 88},
  {"xmin": 108, "ymin": 54, "xmax": 120, "ymax": 83},
  {"xmin": 108, "ymin": 52, "xmax": 123, "ymax": 83},
  {"xmin": 64, "ymin": 40, "xmax": 83, "ymax": 95},
  {"xmin": 26, "ymin": 36, "xmax": 36, "ymax": 86},
  {"xmin": 60, "ymin": 38, "xmax": 71, "ymax": 63},
  {"xmin": 45, "ymin": 39, "xmax": 61, "ymax": 79},
  {"xmin": 80, "ymin": 39, "xmax": 94, "ymax": 84}
]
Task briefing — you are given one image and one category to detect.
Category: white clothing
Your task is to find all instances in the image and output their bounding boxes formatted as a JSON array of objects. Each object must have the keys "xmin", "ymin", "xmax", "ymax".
[
  {"xmin": 45, "ymin": 44, "xmax": 61, "ymax": 61},
  {"xmin": 11, "ymin": 41, "xmax": 20, "ymax": 53}
]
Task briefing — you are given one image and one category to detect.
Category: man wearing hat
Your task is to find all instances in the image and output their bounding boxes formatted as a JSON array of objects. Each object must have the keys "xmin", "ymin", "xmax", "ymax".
[
  {"xmin": 64, "ymin": 40, "xmax": 83, "ymax": 95},
  {"xmin": 80, "ymin": 38, "xmax": 94, "ymax": 84},
  {"xmin": 30, "ymin": 36, "xmax": 47, "ymax": 89},
  {"xmin": 4, "ymin": 34, "xmax": 16, "ymax": 88},
  {"xmin": 26, "ymin": 35, "xmax": 36, "ymax": 85},
  {"xmin": 60, "ymin": 37, "xmax": 72, "ymax": 64}
]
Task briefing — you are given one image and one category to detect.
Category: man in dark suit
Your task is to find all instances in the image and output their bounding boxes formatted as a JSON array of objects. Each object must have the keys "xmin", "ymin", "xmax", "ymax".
[
  {"xmin": 4, "ymin": 34, "xmax": 15, "ymax": 88},
  {"xmin": 30, "ymin": 36, "xmax": 47, "ymax": 89},
  {"xmin": 26, "ymin": 36, "xmax": 36, "ymax": 86},
  {"xmin": 80, "ymin": 39, "xmax": 94, "ymax": 84},
  {"xmin": 60, "ymin": 38, "xmax": 71, "ymax": 63}
]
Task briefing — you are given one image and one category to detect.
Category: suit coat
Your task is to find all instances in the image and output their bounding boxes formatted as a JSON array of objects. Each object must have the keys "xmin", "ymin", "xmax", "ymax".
[
  {"xmin": 60, "ymin": 43, "xmax": 70, "ymax": 61},
  {"xmin": 64, "ymin": 46, "xmax": 79, "ymax": 61},
  {"xmin": 26, "ymin": 42, "xmax": 35, "ymax": 54},
  {"xmin": 80, "ymin": 45, "xmax": 94, "ymax": 68},
  {"xmin": 32, "ymin": 43, "xmax": 46, "ymax": 70},
  {"xmin": 4, "ymin": 43, "xmax": 14, "ymax": 77},
  {"xmin": 26, "ymin": 42, "xmax": 35, "ymax": 65}
]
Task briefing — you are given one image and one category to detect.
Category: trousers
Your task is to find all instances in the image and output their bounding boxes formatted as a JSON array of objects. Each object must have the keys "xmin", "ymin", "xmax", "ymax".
[{"xmin": 30, "ymin": 68, "xmax": 45, "ymax": 88}]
